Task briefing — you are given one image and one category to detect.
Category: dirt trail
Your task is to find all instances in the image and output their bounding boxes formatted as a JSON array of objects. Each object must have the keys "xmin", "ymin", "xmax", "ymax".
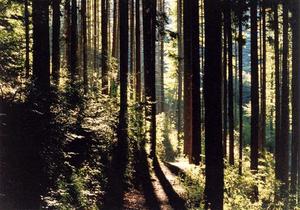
[{"xmin": 122, "ymin": 159, "xmax": 186, "ymax": 210}]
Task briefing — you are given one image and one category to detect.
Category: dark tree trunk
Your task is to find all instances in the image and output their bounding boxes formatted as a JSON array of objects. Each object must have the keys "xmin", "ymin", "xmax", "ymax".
[
  {"xmin": 82, "ymin": 0, "xmax": 88, "ymax": 93},
  {"xmin": 250, "ymin": 0, "xmax": 259, "ymax": 199},
  {"xmin": 160, "ymin": 0, "xmax": 165, "ymax": 113},
  {"xmin": 225, "ymin": 0, "xmax": 234, "ymax": 165},
  {"xmin": 183, "ymin": 0, "xmax": 201, "ymax": 164},
  {"xmin": 32, "ymin": 0, "xmax": 50, "ymax": 92},
  {"xmin": 183, "ymin": 0, "xmax": 192, "ymax": 156},
  {"xmin": 65, "ymin": 0, "xmax": 71, "ymax": 70},
  {"xmin": 52, "ymin": 0, "xmax": 61, "ymax": 84},
  {"xmin": 223, "ymin": 12, "xmax": 228, "ymax": 158},
  {"xmin": 260, "ymin": 0, "xmax": 266, "ymax": 150},
  {"xmin": 204, "ymin": 0, "xmax": 224, "ymax": 208},
  {"xmin": 130, "ymin": 0, "xmax": 135, "ymax": 99},
  {"xmin": 112, "ymin": 0, "xmax": 118, "ymax": 59},
  {"xmin": 279, "ymin": 0, "xmax": 289, "ymax": 197},
  {"xmin": 70, "ymin": 0, "xmax": 78, "ymax": 79},
  {"xmin": 191, "ymin": 0, "xmax": 201, "ymax": 164},
  {"xmin": 274, "ymin": 2, "xmax": 281, "ymax": 183},
  {"xmin": 101, "ymin": 0, "xmax": 108, "ymax": 94},
  {"xmin": 177, "ymin": 0, "xmax": 183, "ymax": 145},
  {"xmin": 238, "ymin": 0, "xmax": 243, "ymax": 175},
  {"xmin": 119, "ymin": 0, "xmax": 128, "ymax": 149},
  {"xmin": 25, "ymin": 0, "xmax": 30, "ymax": 78},
  {"xmin": 291, "ymin": 0, "xmax": 300, "ymax": 203},
  {"xmin": 136, "ymin": 0, "xmax": 141, "ymax": 102},
  {"xmin": 143, "ymin": 0, "xmax": 156, "ymax": 158}
]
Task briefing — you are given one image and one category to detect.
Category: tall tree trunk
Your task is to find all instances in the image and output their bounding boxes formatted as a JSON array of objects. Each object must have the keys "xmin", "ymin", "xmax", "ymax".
[
  {"xmin": 291, "ymin": 0, "xmax": 300, "ymax": 204},
  {"xmin": 223, "ymin": 12, "xmax": 228, "ymax": 158},
  {"xmin": 184, "ymin": 0, "xmax": 201, "ymax": 164},
  {"xmin": 93, "ymin": 0, "xmax": 98, "ymax": 72},
  {"xmin": 119, "ymin": 0, "xmax": 128, "ymax": 149},
  {"xmin": 70, "ymin": 0, "xmax": 78, "ymax": 79},
  {"xmin": 160, "ymin": 0, "xmax": 165, "ymax": 113},
  {"xmin": 52, "ymin": 0, "xmax": 61, "ymax": 84},
  {"xmin": 260, "ymin": 0, "xmax": 266, "ymax": 150},
  {"xmin": 274, "ymin": 2, "xmax": 281, "ymax": 183},
  {"xmin": 136, "ymin": 0, "xmax": 141, "ymax": 102},
  {"xmin": 112, "ymin": 0, "xmax": 118, "ymax": 59},
  {"xmin": 238, "ymin": 0, "xmax": 243, "ymax": 175},
  {"xmin": 183, "ymin": 0, "xmax": 192, "ymax": 156},
  {"xmin": 225, "ymin": 0, "xmax": 234, "ymax": 165},
  {"xmin": 279, "ymin": 0, "xmax": 289, "ymax": 198},
  {"xmin": 82, "ymin": 0, "xmax": 88, "ymax": 93},
  {"xmin": 250, "ymin": 0, "xmax": 259, "ymax": 200},
  {"xmin": 32, "ymin": 0, "xmax": 50, "ymax": 92},
  {"xmin": 65, "ymin": 0, "xmax": 71, "ymax": 71},
  {"xmin": 177, "ymin": 0, "xmax": 183, "ymax": 145},
  {"xmin": 24, "ymin": 0, "xmax": 30, "ymax": 78},
  {"xmin": 143, "ymin": 0, "xmax": 156, "ymax": 158},
  {"xmin": 204, "ymin": 0, "xmax": 224, "ymax": 208},
  {"xmin": 191, "ymin": 0, "xmax": 201, "ymax": 164},
  {"xmin": 101, "ymin": 0, "xmax": 108, "ymax": 94},
  {"xmin": 130, "ymin": 0, "xmax": 135, "ymax": 99}
]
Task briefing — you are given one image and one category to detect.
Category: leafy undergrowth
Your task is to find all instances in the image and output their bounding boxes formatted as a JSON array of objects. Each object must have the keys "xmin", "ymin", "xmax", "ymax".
[
  {"xmin": 179, "ymin": 149, "xmax": 292, "ymax": 210},
  {"xmin": 42, "ymin": 87, "xmax": 119, "ymax": 209}
]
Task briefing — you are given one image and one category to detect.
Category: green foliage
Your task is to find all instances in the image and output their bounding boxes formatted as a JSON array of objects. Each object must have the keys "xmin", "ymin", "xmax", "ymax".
[
  {"xmin": 156, "ymin": 113, "xmax": 178, "ymax": 162},
  {"xmin": 180, "ymin": 149, "xmax": 286, "ymax": 210}
]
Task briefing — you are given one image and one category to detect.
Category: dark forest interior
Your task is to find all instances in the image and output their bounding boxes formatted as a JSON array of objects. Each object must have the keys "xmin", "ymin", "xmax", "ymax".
[{"xmin": 0, "ymin": 0, "xmax": 300, "ymax": 209}]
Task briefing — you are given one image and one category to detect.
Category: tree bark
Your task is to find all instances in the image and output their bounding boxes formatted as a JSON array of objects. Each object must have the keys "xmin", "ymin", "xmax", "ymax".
[
  {"xmin": 291, "ymin": 0, "xmax": 300, "ymax": 203},
  {"xmin": 32, "ymin": 0, "xmax": 50, "ymax": 92},
  {"xmin": 143, "ymin": 0, "xmax": 156, "ymax": 158},
  {"xmin": 101, "ymin": 0, "xmax": 108, "ymax": 94},
  {"xmin": 82, "ymin": 0, "xmax": 88, "ymax": 93},
  {"xmin": 25, "ymin": 0, "xmax": 30, "ymax": 78},
  {"xmin": 52, "ymin": 0, "xmax": 61, "ymax": 84},
  {"xmin": 250, "ymin": 0, "xmax": 259, "ymax": 200},
  {"xmin": 204, "ymin": 0, "xmax": 224, "ymax": 208}
]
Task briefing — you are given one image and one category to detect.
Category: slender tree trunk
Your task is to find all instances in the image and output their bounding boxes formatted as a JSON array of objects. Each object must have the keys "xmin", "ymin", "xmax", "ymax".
[
  {"xmin": 160, "ymin": 0, "xmax": 165, "ymax": 113},
  {"xmin": 130, "ymin": 0, "xmax": 135, "ymax": 98},
  {"xmin": 65, "ymin": 0, "xmax": 71, "ymax": 71},
  {"xmin": 274, "ymin": 2, "xmax": 281, "ymax": 183},
  {"xmin": 291, "ymin": 0, "xmax": 300, "ymax": 204},
  {"xmin": 225, "ymin": 0, "xmax": 234, "ymax": 165},
  {"xmin": 191, "ymin": 0, "xmax": 201, "ymax": 164},
  {"xmin": 183, "ymin": 0, "xmax": 192, "ymax": 156},
  {"xmin": 184, "ymin": 0, "xmax": 201, "ymax": 164},
  {"xmin": 25, "ymin": 0, "xmax": 30, "ymax": 78},
  {"xmin": 260, "ymin": 0, "xmax": 266, "ymax": 150},
  {"xmin": 238, "ymin": 0, "xmax": 243, "ymax": 175},
  {"xmin": 112, "ymin": 0, "xmax": 118, "ymax": 59},
  {"xmin": 32, "ymin": 0, "xmax": 50, "ymax": 92},
  {"xmin": 177, "ymin": 0, "xmax": 183, "ymax": 145},
  {"xmin": 204, "ymin": 0, "xmax": 224, "ymax": 208},
  {"xmin": 136, "ymin": 0, "xmax": 141, "ymax": 102},
  {"xmin": 279, "ymin": 0, "xmax": 289, "ymax": 198},
  {"xmin": 143, "ymin": 0, "xmax": 156, "ymax": 158},
  {"xmin": 101, "ymin": 0, "xmax": 108, "ymax": 94},
  {"xmin": 82, "ymin": 0, "xmax": 88, "ymax": 93},
  {"xmin": 70, "ymin": 0, "xmax": 78, "ymax": 79},
  {"xmin": 93, "ymin": 0, "xmax": 98, "ymax": 72},
  {"xmin": 250, "ymin": 0, "xmax": 259, "ymax": 200},
  {"xmin": 52, "ymin": 0, "xmax": 61, "ymax": 84},
  {"xmin": 119, "ymin": 0, "xmax": 128, "ymax": 146},
  {"xmin": 223, "ymin": 12, "xmax": 228, "ymax": 158}
]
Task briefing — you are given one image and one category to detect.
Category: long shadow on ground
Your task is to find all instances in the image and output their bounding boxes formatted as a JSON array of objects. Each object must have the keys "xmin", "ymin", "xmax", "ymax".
[
  {"xmin": 134, "ymin": 141, "xmax": 160, "ymax": 210},
  {"xmin": 153, "ymin": 157, "xmax": 187, "ymax": 210},
  {"xmin": 101, "ymin": 131, "xmax": 128, "ymax": 209}
]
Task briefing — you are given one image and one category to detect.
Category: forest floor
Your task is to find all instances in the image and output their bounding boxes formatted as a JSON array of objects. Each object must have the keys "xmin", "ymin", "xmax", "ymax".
[
  {"xmin": 121, "ymin": 159, "xmax": 187, "ymax": 210},
  {"xmin": 0, "ymin": 98, "xmax": 194, "ymax": 210}
]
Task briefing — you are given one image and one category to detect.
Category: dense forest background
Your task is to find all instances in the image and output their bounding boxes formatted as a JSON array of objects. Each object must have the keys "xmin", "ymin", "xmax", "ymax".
[{"xmin": 0, "ymin": 0, "xmax": 300, "ymax": 209}]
